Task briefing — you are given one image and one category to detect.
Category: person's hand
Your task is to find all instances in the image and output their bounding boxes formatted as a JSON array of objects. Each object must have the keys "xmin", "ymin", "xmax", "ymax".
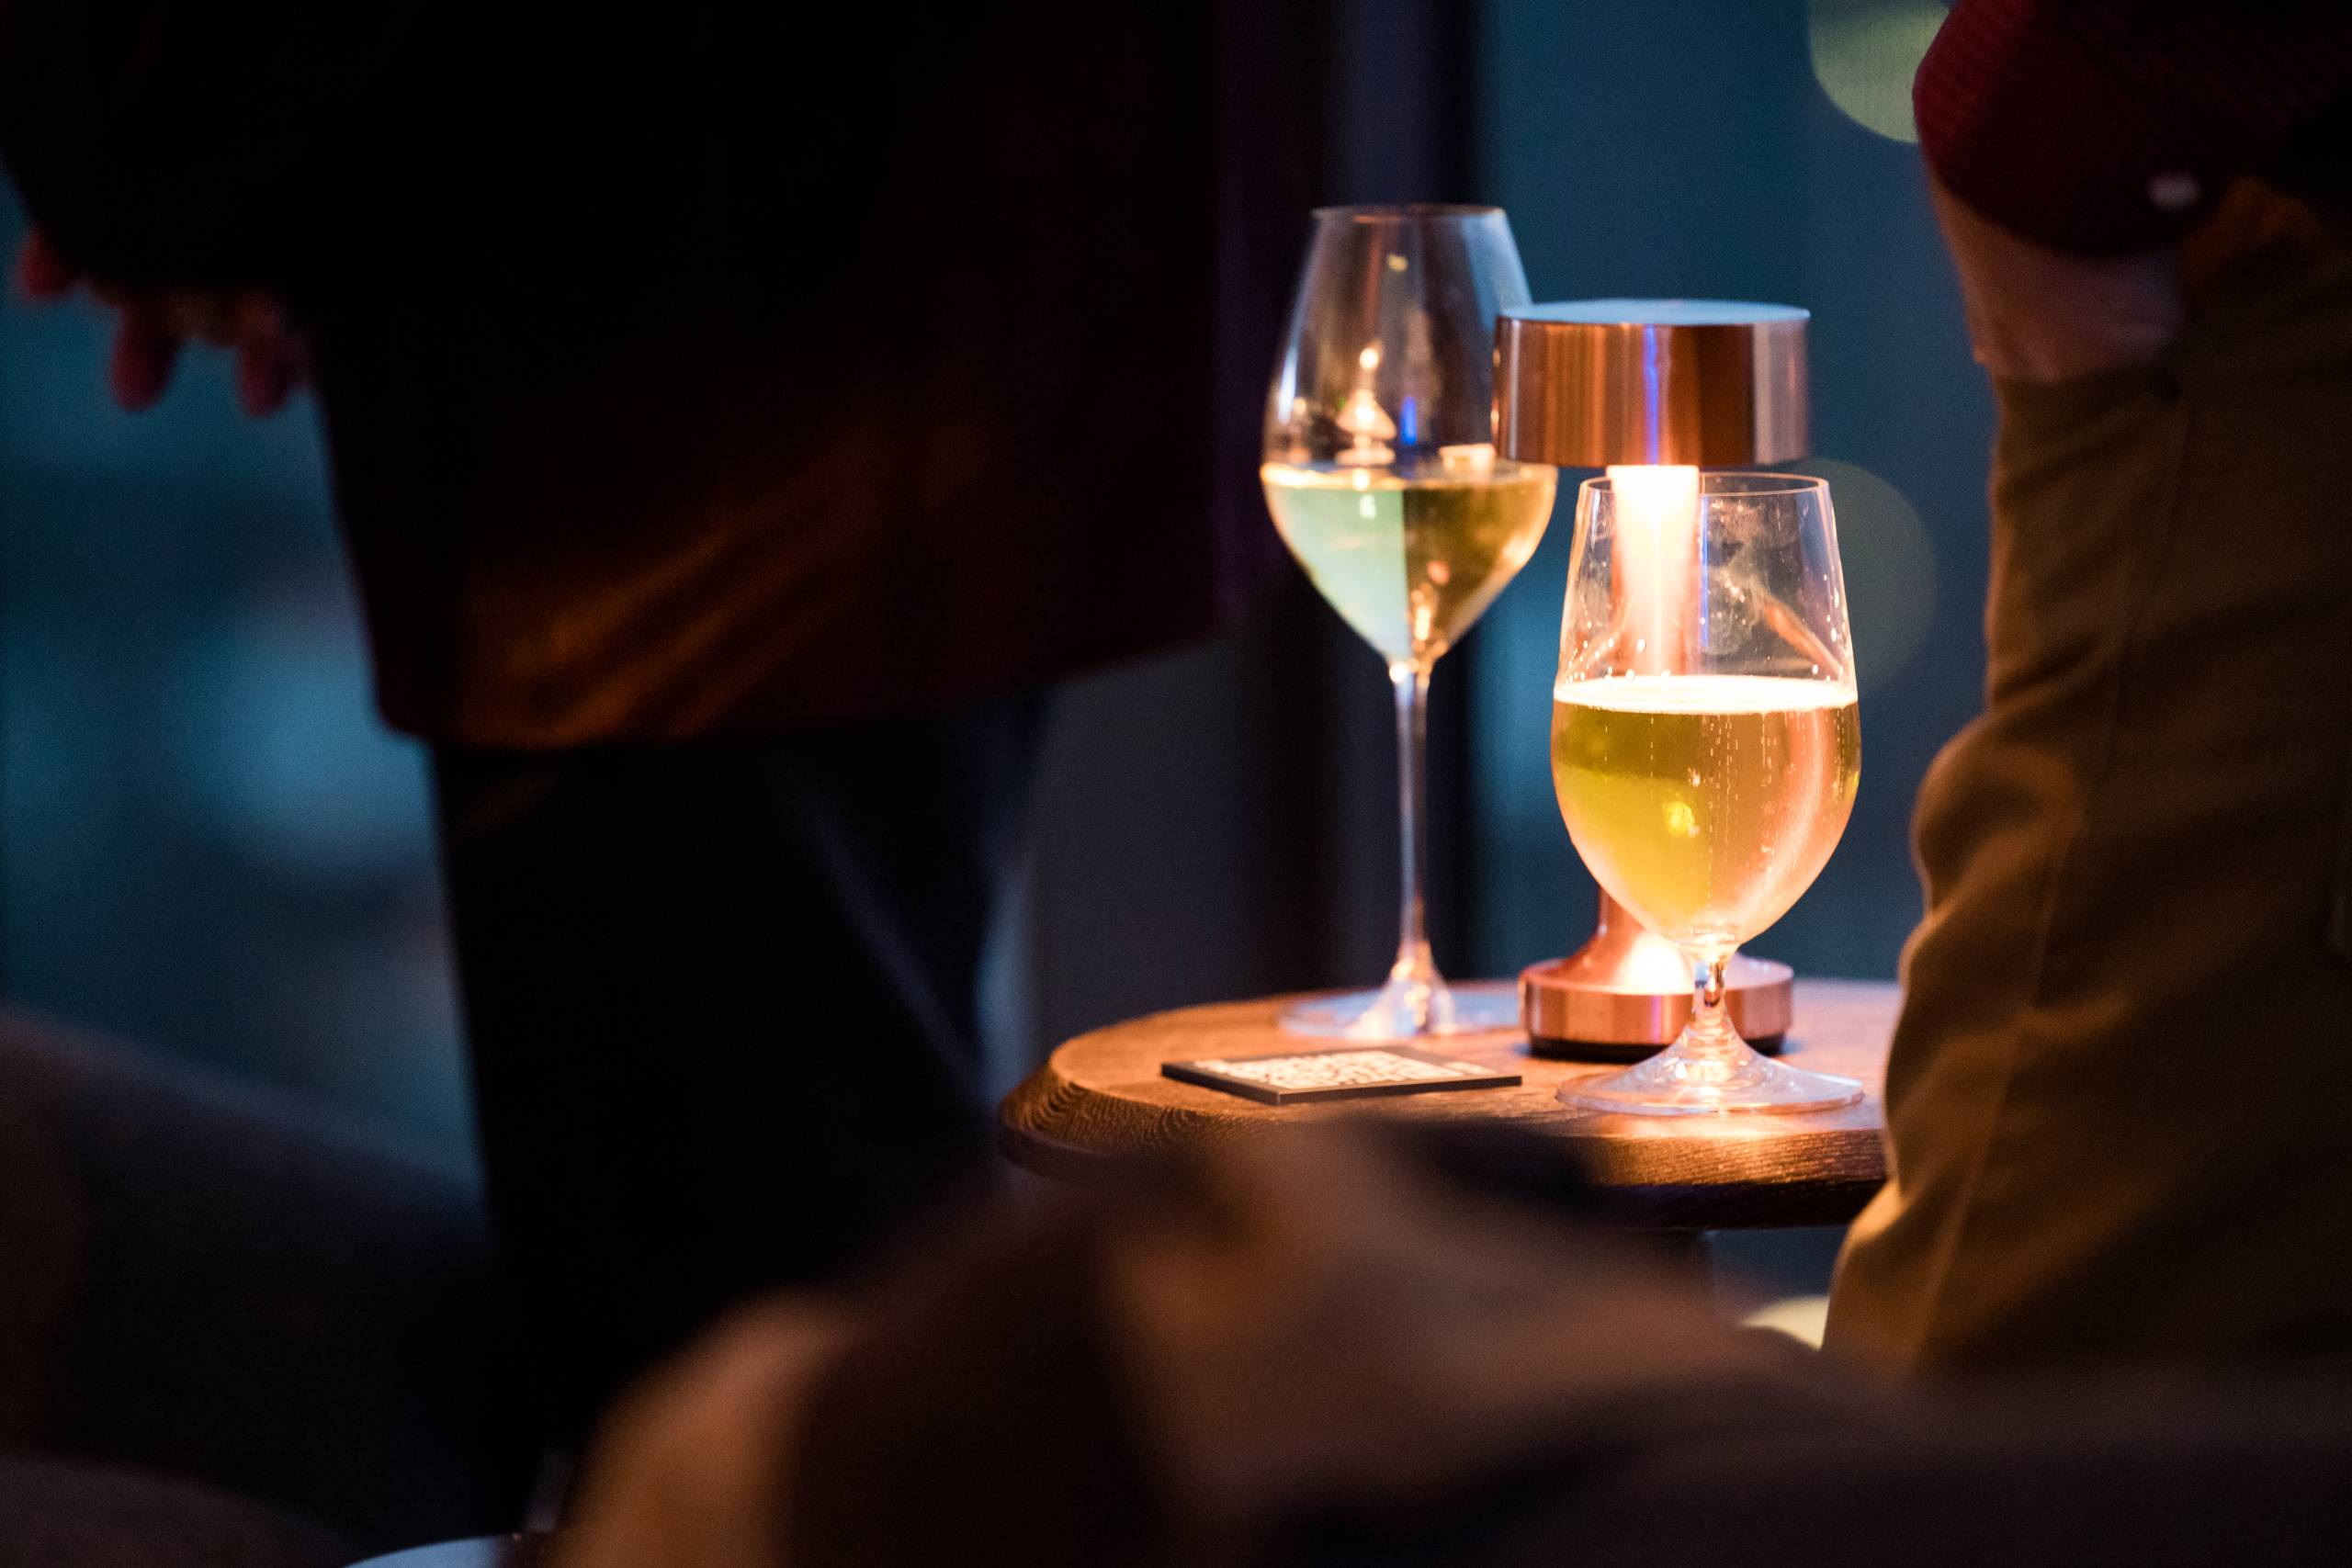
[
  {"xmin": 1928, "ymin": 175, "xmax": 2186, "ymax": 384},
  {"xmin": 1929, "ymin": 175, "xmax": 2327, "ymax": 386},
  {"xmin": 14, "ymin": 227, "xmax": 306, "ymax": 416}
]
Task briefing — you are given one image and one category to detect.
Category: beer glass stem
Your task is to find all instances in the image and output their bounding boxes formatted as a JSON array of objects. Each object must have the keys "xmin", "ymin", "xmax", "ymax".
[{"xmin": 1681, "ymin": 952, "xmax": 1744, "ymax": 1066}]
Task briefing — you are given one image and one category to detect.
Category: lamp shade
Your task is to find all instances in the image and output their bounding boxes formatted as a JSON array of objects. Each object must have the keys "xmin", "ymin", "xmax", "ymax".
[{"xmin": 1495, "ymin": 299, "xmax": 1809, "ymax": 467}]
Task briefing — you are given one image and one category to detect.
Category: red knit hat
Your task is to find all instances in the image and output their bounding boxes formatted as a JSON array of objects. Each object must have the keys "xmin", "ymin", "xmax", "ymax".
[{"xmin": 1915, "ymin": 0, "xmax": 2352, "ymax": 254}]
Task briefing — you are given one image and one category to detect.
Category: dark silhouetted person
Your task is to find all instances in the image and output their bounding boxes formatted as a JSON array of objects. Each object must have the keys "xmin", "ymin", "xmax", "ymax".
[
  {"xmin": 1826, "ymin": 0, "xmax": 2352, "ymax": 1374},
  {"xmin": 0, "ymin": 2, "xmax": 1305, "ymax": 1438}
]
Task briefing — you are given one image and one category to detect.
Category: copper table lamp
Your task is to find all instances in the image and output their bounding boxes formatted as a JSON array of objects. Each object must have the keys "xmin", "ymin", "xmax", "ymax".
[{"xmin": 1495, "ymin": 299, "xmax": 1811, "ymax": 1059}]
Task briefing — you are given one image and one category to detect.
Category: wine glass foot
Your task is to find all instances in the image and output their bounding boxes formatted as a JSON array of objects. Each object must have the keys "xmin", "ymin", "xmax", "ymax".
[
  {"xmin": 1280, "ymin": 979, "xmax": 1521, "ymax": 1041},
  {"xmin": 1557, "ymin": 1044, "xmax": 1860, "ymax": 1116}
]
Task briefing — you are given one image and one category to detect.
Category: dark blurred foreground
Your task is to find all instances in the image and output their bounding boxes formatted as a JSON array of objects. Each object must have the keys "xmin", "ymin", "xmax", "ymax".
[{"xmin": 10, "ymin": 1007, "xmax": 2352, "ymax": 1568}]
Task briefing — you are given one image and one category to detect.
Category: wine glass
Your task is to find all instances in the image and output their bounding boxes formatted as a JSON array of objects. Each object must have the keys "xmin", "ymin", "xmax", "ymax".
[
  {"xmin": 1263, "ymin": 204, "xmax": 1555, "ymax": 1038},
  {"xmin": 1550, "ymin": 470, "xmax": 1863, "ymax": 1113}
]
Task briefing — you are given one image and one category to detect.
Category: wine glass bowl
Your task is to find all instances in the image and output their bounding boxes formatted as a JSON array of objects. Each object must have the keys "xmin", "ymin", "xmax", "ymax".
[
  {"xmin": 1261, "ymin": 452, "xmax": 1555, "ymax": 671},
  {"xmin": 1263, "ymin": 205, "xmax": 1555, "ymax": 1038},
  {"xmin": 1552, "ymin": 471, "xmax": 1863, "ymax": 1113}
]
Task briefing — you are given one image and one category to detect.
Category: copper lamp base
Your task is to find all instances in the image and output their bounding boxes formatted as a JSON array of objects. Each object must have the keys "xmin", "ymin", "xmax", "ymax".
[{"xmin": 1521, "ymin": 894, "xmax": 1792, "ymax": 1060}]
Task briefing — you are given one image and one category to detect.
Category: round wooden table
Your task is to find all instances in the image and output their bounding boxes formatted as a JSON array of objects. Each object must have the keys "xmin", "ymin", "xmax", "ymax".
[{"xmin": 1001, "ymin": 977, "xmax": 1898, "ymax": 1230}]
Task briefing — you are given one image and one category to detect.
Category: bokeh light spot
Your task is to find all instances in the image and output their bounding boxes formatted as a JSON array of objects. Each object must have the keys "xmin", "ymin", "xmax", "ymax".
[
  {"xmin": 1810, "ymin": 458, "xmax": 1938, "ymax": 692},
  {"xmin": 1808, "ymin": 0, "xmax": 1950, "ymax": 143}
]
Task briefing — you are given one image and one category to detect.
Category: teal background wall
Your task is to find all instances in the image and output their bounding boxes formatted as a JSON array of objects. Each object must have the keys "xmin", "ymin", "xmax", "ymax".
[{"xmin": 0, "ymin": 186, "xmax": 474, "ymax": 1168}]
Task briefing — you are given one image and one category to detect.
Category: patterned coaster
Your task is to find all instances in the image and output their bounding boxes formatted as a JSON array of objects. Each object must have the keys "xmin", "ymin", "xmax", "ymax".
[{"xmin": 1162, "ymin": 1046, "xmax": 1521, "ymax": 1106}]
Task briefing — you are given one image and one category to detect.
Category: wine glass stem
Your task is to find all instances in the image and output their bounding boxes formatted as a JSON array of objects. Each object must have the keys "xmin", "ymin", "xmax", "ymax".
[
  {"xmin": 1388, "ymin": 661, "xmax": 1439, "ymax": 998},
  {"xmin": 1684, "ymin": 952, "xmax": 1743, "ymax": 1061}
]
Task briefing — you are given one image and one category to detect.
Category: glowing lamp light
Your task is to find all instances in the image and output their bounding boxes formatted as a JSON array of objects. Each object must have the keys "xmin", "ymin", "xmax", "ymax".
[
  {"xmin": 1603, "ymin": 462, "xmax": 1701, "ymax": 675},
  {"xmin": 1336, "ymin": 342, "xmax": 1398, "ymax": 466}
]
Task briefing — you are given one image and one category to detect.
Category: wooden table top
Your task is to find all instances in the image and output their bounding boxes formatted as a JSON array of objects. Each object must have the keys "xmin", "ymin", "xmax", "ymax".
[{"xmin": 1000, "ymin": 978, "xmax": 1898, "ymax": 1230}]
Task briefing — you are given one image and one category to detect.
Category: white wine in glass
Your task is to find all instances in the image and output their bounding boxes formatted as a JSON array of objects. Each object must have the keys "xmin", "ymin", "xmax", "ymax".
[
  {"xmin": 1552, "ymin": 471, "xmax": 1864, "ymax": 1113},
  {"xmin": 1265, "ymin": 205, "xmax": 1555, "ymax": 1039},
  {"xmin": 1261, "ymin": 458, "xmax": 1555, "ymax": 670}
]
